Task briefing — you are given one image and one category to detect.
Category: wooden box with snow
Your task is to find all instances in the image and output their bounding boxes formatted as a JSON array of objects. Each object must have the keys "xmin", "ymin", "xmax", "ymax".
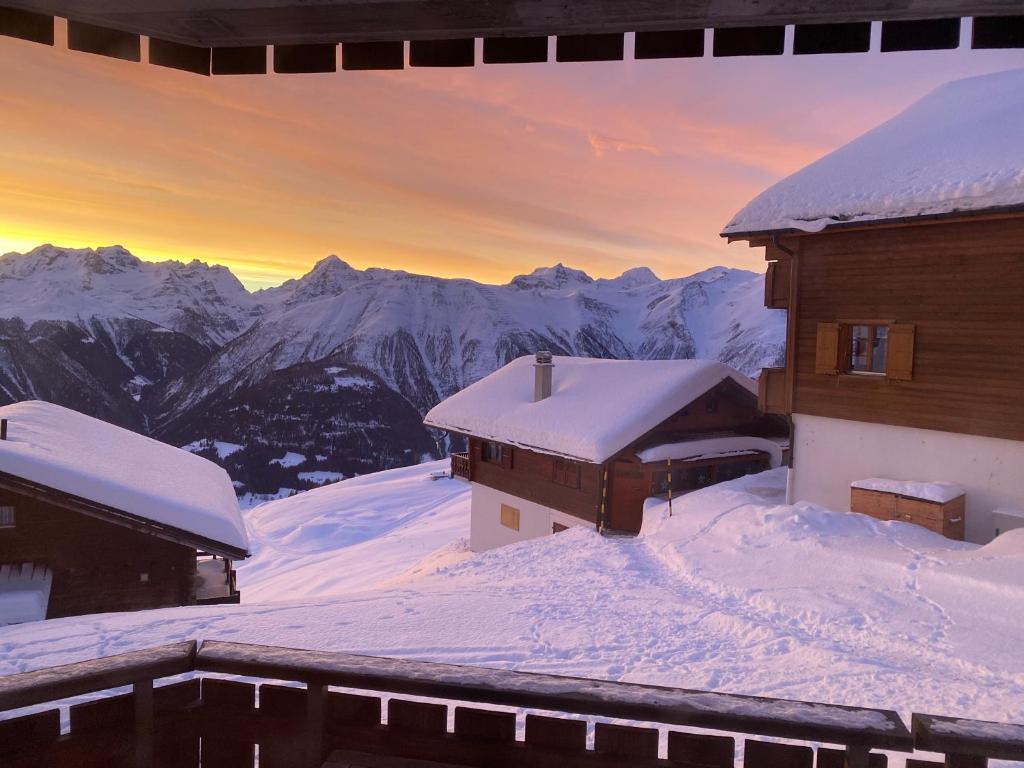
[
  {"xmin": 425, "ymin": 354, "xmax": 788, "ymax": 551},
  {"xmin": 725, "ymin": 69, "xmax": 1024, "ymax": 544},
  {"xmin": 850, "ymin": 479, "xmax": 966, "ymax": 540},
  {"xmin": 0, "ymin": 402, "xmax": 249, "ymax": 623}
]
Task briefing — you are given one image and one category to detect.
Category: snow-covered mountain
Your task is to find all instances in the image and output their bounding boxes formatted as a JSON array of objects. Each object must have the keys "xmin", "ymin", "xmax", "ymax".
[
  {"xmin": 155, "ymin": 256, "xmax": 785, "ymax": 419},
  {"xmin": 0, "ymin": 245, "xmax": 785, "ymax": 491}
]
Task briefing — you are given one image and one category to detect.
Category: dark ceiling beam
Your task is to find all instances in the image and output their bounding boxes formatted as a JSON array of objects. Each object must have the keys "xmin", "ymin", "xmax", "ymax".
[{"xmin": 0, "ymin": 1, "xmax": 1020, "ymax": 47}]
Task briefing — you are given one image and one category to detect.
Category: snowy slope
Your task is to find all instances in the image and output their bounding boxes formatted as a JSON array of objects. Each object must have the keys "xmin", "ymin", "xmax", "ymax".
[
  {"xmin": 240, "ymin": 462, "xmax": 470, "ymax": 601},
  {"xmin": 2, "ymin": 464, "xmax": 1022, "ymax": 733},
  {"xmin": 724, "ymin": 68, "xmax": 1024, "ymax": 235}
]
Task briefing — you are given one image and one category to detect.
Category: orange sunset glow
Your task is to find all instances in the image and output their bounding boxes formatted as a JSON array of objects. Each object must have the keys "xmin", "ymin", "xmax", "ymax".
[{"xmin": 2, "ymin": 21, "xmax": 1022, "ymax": 288}]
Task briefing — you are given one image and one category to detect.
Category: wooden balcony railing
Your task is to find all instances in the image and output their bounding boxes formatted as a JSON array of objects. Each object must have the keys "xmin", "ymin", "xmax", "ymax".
[
  {"xmin": 759, "ymin": 367, "xmax": 788, "ymax": 415},
  {"xmin": 451, "ymin": 452, "xmax": 471, "ymax": 481},
  {"xmin": 1, "ymin": 639, "xmax": 1022, "ymax": 768}
]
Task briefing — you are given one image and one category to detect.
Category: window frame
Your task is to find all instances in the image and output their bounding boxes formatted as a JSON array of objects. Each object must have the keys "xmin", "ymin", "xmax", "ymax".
[
  {"xmin": 844, "ymin": 322, "xmax": 890, "ymax": 376},
  {"xmin": 0, "ymin": 505, "xmax": 14, "ymax": 529},
  {"xmin": 481, "ymin": 440, "xmax": 503, "ymax": 465}
]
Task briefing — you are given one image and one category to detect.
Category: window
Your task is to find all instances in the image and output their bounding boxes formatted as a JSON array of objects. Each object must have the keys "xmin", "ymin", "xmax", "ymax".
[
  {"xmin": 0, "ymin": 506, "xmax": 13, "ymax": 528},
  {"xmin": 500, "ymin": 504, "xmax": 520, "ymax": 531},
  {"xmin": 481, "ymin": 441, "xmax": 503, "ymax": 464},
  {"xmin": 552, "ymin": 458, "xmax": 581, "ymax": 489},
  {"xmin": 847, "ymin": 324, "xmax": 888, "ymax": 374},
  {"xmin": 705, "ymin": 395, "xmax": 719, "ymax": 414},
  {"xmin": 815, "ymin": 322, "xmax": 915, "ymax": 381}
]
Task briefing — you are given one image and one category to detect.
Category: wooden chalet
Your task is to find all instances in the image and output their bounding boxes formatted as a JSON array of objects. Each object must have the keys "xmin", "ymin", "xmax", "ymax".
[
  {"xmin": 425, "ymin": 354, "xmax": 787, "ymax": 551},
  {"xmin": 0, "ymin": 401, "xmax": 248, "ymax": 622},
  {"xmin": 722, "ymin": 68, "xmax": 1024, "ymax": 544}
]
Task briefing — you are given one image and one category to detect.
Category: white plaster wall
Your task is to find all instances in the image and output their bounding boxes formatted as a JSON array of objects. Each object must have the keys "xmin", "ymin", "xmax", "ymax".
[
  {"xmin": 792, "ymin": 413, "xmax": 1024, "ymax": 543},
  {"xmin": 469, "ymin": 483, "xmax": 590, "ymax": 552}
]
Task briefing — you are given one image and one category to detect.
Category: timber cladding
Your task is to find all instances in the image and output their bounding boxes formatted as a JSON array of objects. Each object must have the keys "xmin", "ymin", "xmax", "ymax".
[
  {"xmin": 781, "ymin": 216, "xmax": 1024, "ymax": 442},
  {"xmin": 468, "ymin": 438, "xmax": 602, "ymax": 523},
  {"xmin": 0, "ymin": 487, "xmax": 196, "ymax": 618}
]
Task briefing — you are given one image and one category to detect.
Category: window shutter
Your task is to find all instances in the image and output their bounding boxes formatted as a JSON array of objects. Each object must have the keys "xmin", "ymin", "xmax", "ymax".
[
  {"xmin": 814, "ymin": 322, "xmax": 841, "ymax": 375},
  {"xmin": 501, "ymin": 446, "xmax": 513, "ymax": 470},
  {"xmin": 886, "ymin": 324, "xmax": 915, "ymax": 381}
]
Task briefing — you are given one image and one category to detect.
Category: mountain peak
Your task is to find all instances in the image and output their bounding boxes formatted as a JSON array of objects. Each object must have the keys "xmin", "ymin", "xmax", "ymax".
[
  {"xmin": 285, "ymin": 255, "xmax": 360, "ymax": 301},
  {"xmin": 510, "ymin": 263, "xmax": 594, "ymax": 291},
  {"xmin": 311, "ymin": 254, "xmax": 354, "ymax": 273},
  {"xmin": 597, "ymin": 266, "xmax": 660, "ymax": 288}
]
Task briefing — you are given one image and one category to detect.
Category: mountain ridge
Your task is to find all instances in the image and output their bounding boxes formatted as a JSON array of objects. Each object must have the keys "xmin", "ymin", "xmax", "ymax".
[{"xmin": 0, "ymin": 245, "xmax": 785, "ymax": 496}]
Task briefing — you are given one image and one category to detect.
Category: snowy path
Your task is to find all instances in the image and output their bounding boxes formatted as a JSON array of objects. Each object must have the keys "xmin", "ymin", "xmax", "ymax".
[{"xmin": 1, "ymin": 463, "xmax": 1022, "ymax": 735}]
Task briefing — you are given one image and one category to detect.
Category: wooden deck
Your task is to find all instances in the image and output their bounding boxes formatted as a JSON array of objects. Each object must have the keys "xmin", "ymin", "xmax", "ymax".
[{"xmin": 0, "ymin": 639, "xmax": 1020, "ymax": 768}]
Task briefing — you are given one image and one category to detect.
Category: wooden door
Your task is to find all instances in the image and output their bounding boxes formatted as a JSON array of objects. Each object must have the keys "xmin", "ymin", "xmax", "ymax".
[{"xmin": 606, "ymin": 459, "xmax": 648, "ymax": 534}]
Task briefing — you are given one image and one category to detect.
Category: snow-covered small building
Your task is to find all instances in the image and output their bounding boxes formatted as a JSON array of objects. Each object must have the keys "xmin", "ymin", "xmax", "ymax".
[
  {"xmin": 722, "ymin": 68, "xmax": 1024, "ymax": 544},
  {"xmin": 425, "ymin": 354, "xmax": 787, "ymax": 551},
  {"xmin": 0, "ymin": 401, "xmax": 248, "ymax": 622}
]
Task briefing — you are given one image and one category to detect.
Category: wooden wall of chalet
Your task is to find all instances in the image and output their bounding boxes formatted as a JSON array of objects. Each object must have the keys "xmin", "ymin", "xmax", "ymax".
[
  {"xmin": 626, "ymin": 381, "xmax": 781, "ymax": 453},
  {"xmin": 781, "ymin": 216, "xmax": 1024, "ymax": 441},
  {"xmin": 0, "ymin": 487, "xmax": 197, "ymax": 618},
  {"xmin": 467, "ymin": 438, "xmax": 602, "ymax": 524}
]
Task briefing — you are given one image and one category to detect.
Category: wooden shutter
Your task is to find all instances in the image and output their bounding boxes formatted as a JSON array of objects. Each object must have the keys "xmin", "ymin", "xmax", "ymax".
[
  {"xmin": 886, "ymin": 324, "xmax": 915, "ymax": 381},
  {"xmin": 814, "ymin": 323, "xmax": 841, "ymax": 375},
  {"xmin": 500, "ymin": 504, "xmax": 520, "ymax": 530},
  {"xmin": 500, "ymin": 446, "xmax": 513, "ymax": 470}
]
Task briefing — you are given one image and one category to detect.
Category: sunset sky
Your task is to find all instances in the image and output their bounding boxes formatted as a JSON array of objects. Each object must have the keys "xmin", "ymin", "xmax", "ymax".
[{"xmin": 1, "ymin": 21, "xmax": 1022, "ymax": 289}]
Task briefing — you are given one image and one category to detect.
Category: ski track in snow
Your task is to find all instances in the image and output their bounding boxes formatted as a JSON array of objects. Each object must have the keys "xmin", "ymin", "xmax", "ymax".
[{"xmin": 1, "ymin": 462, "xmax": 1023, "ymax": 751}]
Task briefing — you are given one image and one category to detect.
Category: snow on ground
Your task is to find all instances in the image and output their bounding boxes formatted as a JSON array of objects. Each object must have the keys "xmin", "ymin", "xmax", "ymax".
[
  {"xmin": 239, "ymin": 463, "xmax": 470, "ymax": 601},
  {"xmin": 2, "ymin": 462, "xmax": 1023, "ymax": 742},
  {"xmin": 270, "ymin": 451, "xmax": 306, "ymax": 468},
  {"xmin": 297, "ymin": 471, "xmax": 345, "ymax": 484},
  {"xmin": 181, "ymin": 439, "xmax": 245, "ymax": 461}
]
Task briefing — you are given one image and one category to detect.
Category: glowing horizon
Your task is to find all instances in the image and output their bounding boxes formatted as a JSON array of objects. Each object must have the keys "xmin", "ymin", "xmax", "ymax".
[{"xmin": 1, "ymin": 23, "xmax": 1022, "ymax": 290}]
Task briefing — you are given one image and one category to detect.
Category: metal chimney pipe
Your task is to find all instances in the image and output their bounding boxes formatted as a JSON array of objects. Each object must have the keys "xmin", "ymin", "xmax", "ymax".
[{"xmin": 534, "ymin": 351, "xmax": 553, "ymax": 402}]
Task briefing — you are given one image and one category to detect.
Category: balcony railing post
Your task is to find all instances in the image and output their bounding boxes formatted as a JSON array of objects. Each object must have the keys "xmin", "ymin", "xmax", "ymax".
[
  {"xmin": 844, "ymin": 744, "xmax": 870, "ymax": 768},
  {"xmin": 134, "ymin": 677, "xmax": 154, "ymax": 768},
  {"xmin": 305, "ymin": 680, "xmax": 327, "ymax": 768}
]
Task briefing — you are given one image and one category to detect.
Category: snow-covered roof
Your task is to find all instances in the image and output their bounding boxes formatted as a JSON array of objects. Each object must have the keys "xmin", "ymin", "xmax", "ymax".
[
  {"xmin": 637, "ymin": 436, "xmax": 783, "ymax": 468},
  {"xmin": 424, "ymin": 356, "xmax": 755, "ymax": 463},
  {"xmin": 0, "ymin": 401, "xmax": 248, "ymax": 554},
  {"xmin": 723, "ymin": 68, "xmax": 1024, "ymax": 236}
]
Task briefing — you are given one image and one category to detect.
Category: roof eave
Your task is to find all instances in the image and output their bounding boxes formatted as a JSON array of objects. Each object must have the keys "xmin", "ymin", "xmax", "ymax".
[
  {"xmin": 721, "ymin": 202, "xmax": 1024, "ymax": 241},
  {"xmin": 0, "ymin": 470, "xmax": 249, "ymax": 560}
]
